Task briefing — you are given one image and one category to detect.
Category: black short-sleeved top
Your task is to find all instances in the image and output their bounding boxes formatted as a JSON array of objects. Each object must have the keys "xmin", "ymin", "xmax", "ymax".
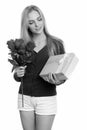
[{"xmin": 14, "ymin": 37, "xmax": 65, "ymax": 97}]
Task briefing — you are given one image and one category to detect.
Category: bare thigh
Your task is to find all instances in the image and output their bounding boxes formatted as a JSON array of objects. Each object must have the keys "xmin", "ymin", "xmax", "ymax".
[
  {"xmin": 36, "ymin": 114, "xmax": 55, "ymax": 130},
  {"xmin": 19, "ymin": 111, "xmax": 35, "ymax": 130}
]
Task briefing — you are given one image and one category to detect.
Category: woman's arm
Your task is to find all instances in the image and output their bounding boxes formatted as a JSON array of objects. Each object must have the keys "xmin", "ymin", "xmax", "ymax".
[
  {"xmin": 54, "ymin": 39, "xmax": 67, "ymax": 85},
  {"xmin": 59, "ymin": 41, "xmax": 65, "ymax": 54},
  {"xmin": 55, "ymin": 39, "xmax": 65, "ymax": 55}
]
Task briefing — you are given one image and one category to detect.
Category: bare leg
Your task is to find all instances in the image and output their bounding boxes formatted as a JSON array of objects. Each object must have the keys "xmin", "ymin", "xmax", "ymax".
[
  {"xmin": 19, "ymin": 111, "xmax": 35, "ymax": 130},
  {"xmin": 36, "ymin": 114, "xmax": 55, "ymax": 130}
]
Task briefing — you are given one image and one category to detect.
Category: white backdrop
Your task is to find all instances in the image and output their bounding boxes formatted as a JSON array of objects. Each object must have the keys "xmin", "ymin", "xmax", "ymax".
[{"xmin": 0, "ymin": 0, "xmax": 87, "ymax": 130}]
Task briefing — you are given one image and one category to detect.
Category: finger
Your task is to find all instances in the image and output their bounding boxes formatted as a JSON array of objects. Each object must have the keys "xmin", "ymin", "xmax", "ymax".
[
  {"xmin": 20, "ymin": 66, "xmax": 27, "ymax": 69},
  {"xmin": 52, "ymin": 73, "xmax": 60, "ymax": 82},
  {"xmin": 18, "ymin": 73, "xmax": 24, "ymax": 77},
  {"xmin": 19, "ymin": 67, "xmax": 25, "ymax": 70},
  {"xmin": 18, "ymin": 71, "xmax": 25, "ymax": 75},
  {"xmin": 48, "ymin": 73, "xmax": 55, "ymax": 83},
  {"xmin": 19, "ymin": 69, "xmax": 25, "ymax": 72}
]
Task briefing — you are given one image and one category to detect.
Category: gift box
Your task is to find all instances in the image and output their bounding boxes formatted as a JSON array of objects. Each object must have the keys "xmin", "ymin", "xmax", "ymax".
[{"xmin": 40, "ymin": 53, "xmax": 79, "ymax": 85}]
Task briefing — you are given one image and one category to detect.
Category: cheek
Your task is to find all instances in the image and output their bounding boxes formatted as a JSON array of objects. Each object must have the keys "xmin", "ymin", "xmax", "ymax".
[
  {"xmin": 40, "ymin": 21, "xmax": 44, "ymax": 26},
  {"xmin": 28, "ymin": 25, "xmax": 35, "ymax": 30}
]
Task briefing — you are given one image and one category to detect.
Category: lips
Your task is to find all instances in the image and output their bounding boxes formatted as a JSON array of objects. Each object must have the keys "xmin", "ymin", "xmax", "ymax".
[{"xmin": 35, "ymin": 26, "xmax": 42, "ymax": 31}]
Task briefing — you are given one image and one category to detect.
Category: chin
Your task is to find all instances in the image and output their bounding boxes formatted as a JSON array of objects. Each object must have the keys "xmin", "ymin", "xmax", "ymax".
[
  {"xmin": 34, "ymin": 29, "xmax": 43, "ymax": 34},
  {"xmin": 36, "ymin": 30, "xmax": 43, "ymax": 34}
]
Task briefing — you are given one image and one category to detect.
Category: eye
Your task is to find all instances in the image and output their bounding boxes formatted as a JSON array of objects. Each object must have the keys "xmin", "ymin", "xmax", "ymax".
[
  {"xmin": 38, "ymin": 17, "xmax": 42, "ymax": 21},
  {"xmin": 28, "ymin": 21, "xmax": 34, "ymax": 25}
]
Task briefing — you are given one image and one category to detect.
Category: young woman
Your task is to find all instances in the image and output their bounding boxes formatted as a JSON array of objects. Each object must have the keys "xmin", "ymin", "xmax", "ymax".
[{"xmin": 14, "ymin": 5, "xmax": 66, "ymax": 130}]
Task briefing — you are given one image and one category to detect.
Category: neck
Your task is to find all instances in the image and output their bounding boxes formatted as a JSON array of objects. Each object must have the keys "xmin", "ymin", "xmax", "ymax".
[{"xmin": 32, "ymin": 31, "xmax": 46, "ymax": 46}]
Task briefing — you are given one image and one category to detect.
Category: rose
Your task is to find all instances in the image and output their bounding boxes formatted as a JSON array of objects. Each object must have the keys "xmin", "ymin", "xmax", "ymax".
[
  {"xmin": 7, "ymin": 39, "xmax": 15, "ymax": 52},
  {"xmin": 15, "ymin": 39, "xmax": 25, "ymax": 50},
  {"xmin": 7, "ymin": 39, "xmax": 25, "ymax": 53}
]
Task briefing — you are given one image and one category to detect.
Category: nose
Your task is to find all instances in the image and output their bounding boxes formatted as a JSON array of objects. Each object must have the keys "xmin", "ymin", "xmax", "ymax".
[{"xmin": 35, "ymin": 21, "xmax": 39, "ymax": 27}]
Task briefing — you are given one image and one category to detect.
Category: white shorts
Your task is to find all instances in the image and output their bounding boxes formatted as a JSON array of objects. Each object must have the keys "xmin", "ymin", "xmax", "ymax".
[{"xmin": 18, "ymin": 94, "xmax": 57, "ymax": 115}]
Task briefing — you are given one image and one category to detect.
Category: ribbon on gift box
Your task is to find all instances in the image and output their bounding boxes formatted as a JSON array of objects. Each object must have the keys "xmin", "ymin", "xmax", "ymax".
[{"xmin": 40, "ymin": 53, "xmax": 79, "ymax": 85}]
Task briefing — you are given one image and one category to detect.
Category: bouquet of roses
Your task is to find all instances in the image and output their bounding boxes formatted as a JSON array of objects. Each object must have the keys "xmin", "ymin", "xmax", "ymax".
[
  {"xmin": 7, "ymin": 38, "xmax": 35, "ymax": 72},
  {"xmin": 7, "ymin": 38, "xmax": 35, "ymax": 107}
]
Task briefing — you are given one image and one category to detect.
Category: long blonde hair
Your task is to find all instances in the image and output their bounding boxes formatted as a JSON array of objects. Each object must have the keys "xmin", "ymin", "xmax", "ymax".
[
  {"xmin": 20, "ymin": 5, "xmax": 65, "ymax": 55},
  {"xmin": 20, "ymin": 5, "xmax": 50, "ymax": 43}
]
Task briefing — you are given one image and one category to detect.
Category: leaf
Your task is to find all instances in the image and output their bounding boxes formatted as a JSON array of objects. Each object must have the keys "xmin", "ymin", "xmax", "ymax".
[
  {"xmin": 8, "ymin": 59, "xmax": 18, "ymax": 66},
  {"xmin": 11, "ymin": 66, "xmax": 18, "ymax": 72}
]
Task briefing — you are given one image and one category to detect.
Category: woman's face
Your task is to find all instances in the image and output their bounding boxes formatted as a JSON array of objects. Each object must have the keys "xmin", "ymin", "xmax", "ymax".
[{"xmin": 27, "ymin": 10, "xmax": 44, "ymax": 34}]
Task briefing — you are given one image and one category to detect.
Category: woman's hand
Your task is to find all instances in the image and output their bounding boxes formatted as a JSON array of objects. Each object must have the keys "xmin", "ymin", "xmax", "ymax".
[
  {"xmin": 48, "ymin": 73, "xmax": 66, "ymax": 85},
  {"xmin": 14, "ymin": 66, "xmax": 26, "ymax": 77}
]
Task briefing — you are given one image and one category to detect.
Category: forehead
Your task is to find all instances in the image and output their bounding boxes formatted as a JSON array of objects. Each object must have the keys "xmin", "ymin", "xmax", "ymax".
[{"xmin": 28, "ymin": 10, "xmax": 41, "ymax": 20}]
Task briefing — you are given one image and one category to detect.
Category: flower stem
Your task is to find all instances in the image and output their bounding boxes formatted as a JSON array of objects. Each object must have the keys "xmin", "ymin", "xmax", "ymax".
[{"xmin": 21, "ymin": 78, "xmax": 24, "ymax": 107}]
